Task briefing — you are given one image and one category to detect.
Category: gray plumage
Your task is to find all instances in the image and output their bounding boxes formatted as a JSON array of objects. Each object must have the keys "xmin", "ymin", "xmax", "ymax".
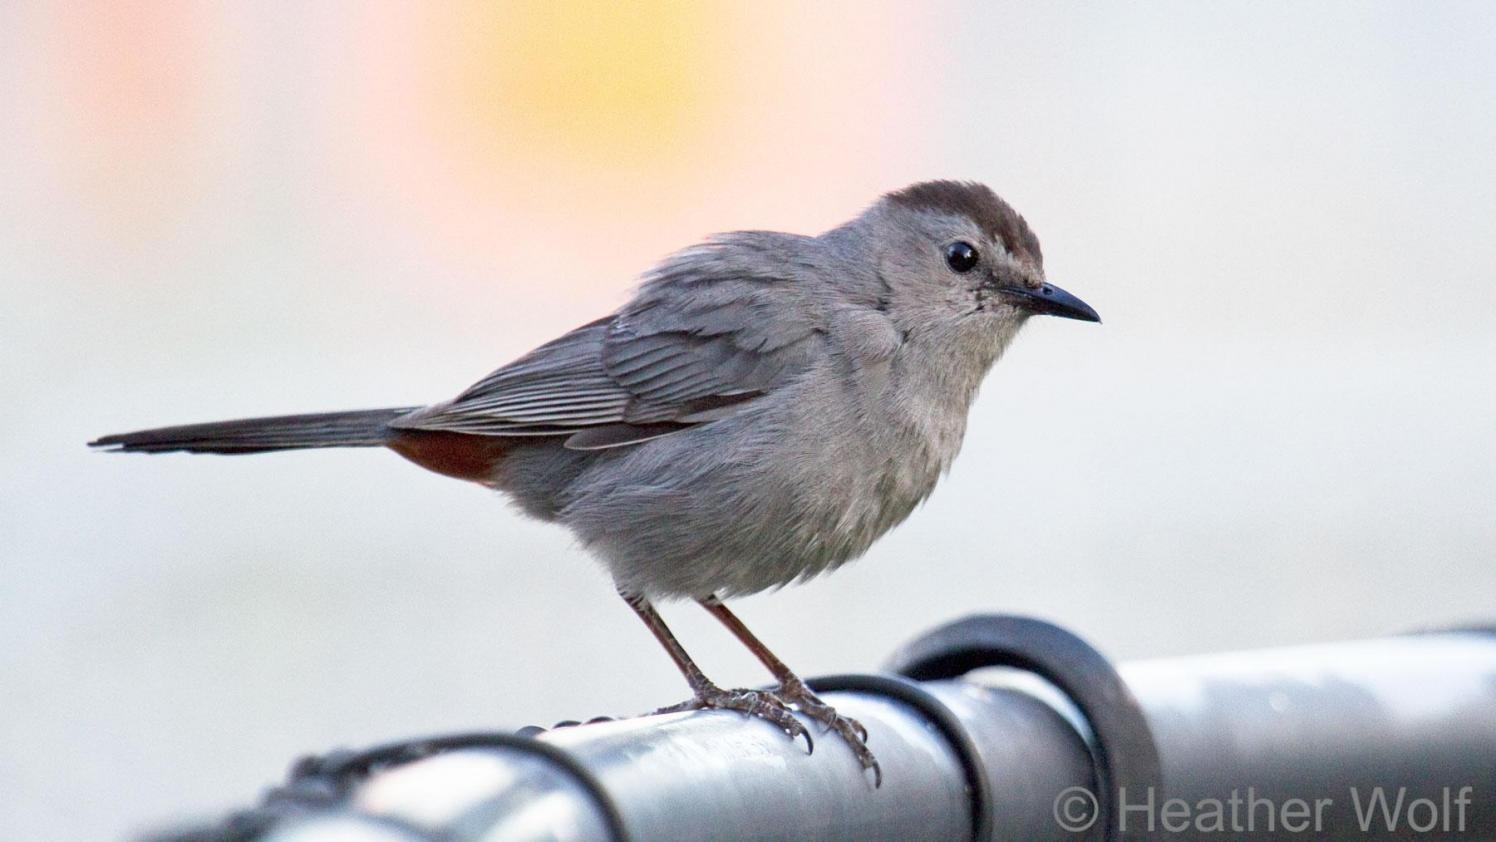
[
  {"xmin": 92, "ymin": 181, "xmax": 1100, "ymax": 777},
  {"xmin": 93, "ymin": 181, "xmax": 1099, "ymax": 600},
  {"xmin": 92, "ymin": 408, "xmax": 420, "ymax": 453}
]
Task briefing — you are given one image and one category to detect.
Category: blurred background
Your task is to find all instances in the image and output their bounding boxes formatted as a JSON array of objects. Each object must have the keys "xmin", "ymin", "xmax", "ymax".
[{"xmin": 3, "ymin": 1, "xmax": 1494, "ymax": 838}]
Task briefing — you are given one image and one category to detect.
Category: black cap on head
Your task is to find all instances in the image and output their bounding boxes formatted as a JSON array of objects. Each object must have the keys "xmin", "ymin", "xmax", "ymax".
[{"xmin": 886, "ymin": 181, "xmax": 1043, "ymax": 269}]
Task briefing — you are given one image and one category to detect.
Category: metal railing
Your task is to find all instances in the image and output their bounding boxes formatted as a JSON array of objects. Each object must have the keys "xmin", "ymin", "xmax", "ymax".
[{"xmin": 145, "ymin": 617, "xmax": 1496, "ymax": 841}]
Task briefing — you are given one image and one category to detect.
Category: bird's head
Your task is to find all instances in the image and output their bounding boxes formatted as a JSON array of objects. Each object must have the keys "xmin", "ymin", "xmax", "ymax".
[{"xmin": 852, "ymin": 181, "xmax": 1098, "ymax": 355}]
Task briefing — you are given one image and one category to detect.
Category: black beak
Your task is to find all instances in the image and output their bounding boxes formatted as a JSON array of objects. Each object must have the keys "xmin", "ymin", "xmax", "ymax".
[{"xmin": 999, "ymin": 282, "xmax": 1101, "ymax": 323}]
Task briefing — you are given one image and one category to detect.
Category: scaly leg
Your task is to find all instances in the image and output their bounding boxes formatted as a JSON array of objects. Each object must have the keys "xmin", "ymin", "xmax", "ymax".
[
  {"xmin": 698, "ymin": 594, "xmax": 880, "ymax": 785},
  {"xmin": 620, "ymin": 590, "xmax": 811, "ymax": 752}
]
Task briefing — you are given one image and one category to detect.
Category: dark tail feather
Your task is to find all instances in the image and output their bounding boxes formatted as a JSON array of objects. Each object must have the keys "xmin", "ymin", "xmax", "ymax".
[{"xmin": 89, "ymin": 408, "xmax": 422, "ymax": 454}]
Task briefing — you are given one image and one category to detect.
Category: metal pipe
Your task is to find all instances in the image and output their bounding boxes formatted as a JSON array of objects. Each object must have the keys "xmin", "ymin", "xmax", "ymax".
[
  {"xmin": 1120, "ymin": 631, "xmax": 1496, "ymax": 840},
  {"xmin": 150, "ymin": 624, "xmax": 1494, "ymax": 842}
]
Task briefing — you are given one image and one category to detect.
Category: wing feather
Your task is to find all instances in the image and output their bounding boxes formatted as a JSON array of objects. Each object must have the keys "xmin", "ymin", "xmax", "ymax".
[{"xmin": 392, "ymin": 235, "xmax": 826, "ymax": 446}]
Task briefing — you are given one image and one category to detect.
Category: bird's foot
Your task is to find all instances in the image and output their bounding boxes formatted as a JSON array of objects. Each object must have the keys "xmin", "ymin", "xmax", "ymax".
[
  {"xmin": 774, "ymin": 676, "xmax": 881, "ymax": 787},
  {"xmin": 653, "ymin": 684, "xmax": 813, "ymax": 754}
]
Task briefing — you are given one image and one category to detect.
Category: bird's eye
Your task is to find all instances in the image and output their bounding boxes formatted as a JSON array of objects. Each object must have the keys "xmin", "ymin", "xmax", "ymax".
[{"xmin": 944, "ymin": 241, "xmax": 979, "ymax": 273}]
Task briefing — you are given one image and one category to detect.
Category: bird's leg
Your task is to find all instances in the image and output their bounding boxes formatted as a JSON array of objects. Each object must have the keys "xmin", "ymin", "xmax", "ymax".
[
  {"xmin": 619, "ymin": 590, "xmax": 811, "ymax": 752},
  {"xmin": 697, "ymin": 594, "xmax": 880, "ymax": 785}
]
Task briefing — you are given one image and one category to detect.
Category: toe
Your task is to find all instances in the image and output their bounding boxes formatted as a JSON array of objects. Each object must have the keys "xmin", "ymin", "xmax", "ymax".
[
  {"xmin": 688, "ymin": 688, "xmax": 816, "ymax": 755},
  {"xmin": 847, "ymin": 716, "xmax": 870, "ymax": 743},
  {"xmin": 787, "ymin": 718, "xmax": 814, "ymax": 754}
]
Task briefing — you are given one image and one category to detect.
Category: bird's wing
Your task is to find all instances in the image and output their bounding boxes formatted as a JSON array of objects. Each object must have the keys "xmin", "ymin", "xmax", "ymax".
[{"xmin": 392, "ymin": 238, "xmax": 825, "ymax": 449}]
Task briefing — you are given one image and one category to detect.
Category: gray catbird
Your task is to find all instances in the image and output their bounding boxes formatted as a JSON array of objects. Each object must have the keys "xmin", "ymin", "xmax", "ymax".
[{"xmin": 92, "ymin": 181, "xmax": 1099, "ymax": 783}]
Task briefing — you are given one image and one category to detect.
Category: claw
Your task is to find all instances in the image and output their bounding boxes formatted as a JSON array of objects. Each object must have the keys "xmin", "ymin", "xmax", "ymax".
[
  {"xmin": 649, "ymin": 680, "xmax": 878, "ymax": 783},
  {"xmin": 652, "ymin": 685, "xmax": 814, "ymax": 755},
  {"xmin": 773, "ymin": 679, "xmax": 881, "ymax": 787}
]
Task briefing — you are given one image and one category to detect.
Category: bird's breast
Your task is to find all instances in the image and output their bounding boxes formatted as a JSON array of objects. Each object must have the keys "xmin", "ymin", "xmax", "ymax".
[{"xmin": 557, "ymin": 357, "xmax": 977, "ymax": 599}]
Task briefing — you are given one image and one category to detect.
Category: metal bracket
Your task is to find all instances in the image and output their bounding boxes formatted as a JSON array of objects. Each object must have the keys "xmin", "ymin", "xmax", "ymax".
[
  {"xmin": 886, "ymin": 615, "xmax": 1162, "ymax": 842},
  {"xmin": 808, "ymin": 673, "xmax": 995, "ymax": 841}
]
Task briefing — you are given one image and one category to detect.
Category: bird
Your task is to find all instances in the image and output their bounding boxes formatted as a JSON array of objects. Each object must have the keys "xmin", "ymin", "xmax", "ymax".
[{"xmin": 91, "ymin": 181, "xmax": 1099, "ymax": 785}]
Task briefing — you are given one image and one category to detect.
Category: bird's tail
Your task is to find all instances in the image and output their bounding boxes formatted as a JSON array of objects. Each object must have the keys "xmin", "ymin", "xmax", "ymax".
[{"xmin": 89, "ymin": 408, "xmax": 422, "ymax": 455}]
